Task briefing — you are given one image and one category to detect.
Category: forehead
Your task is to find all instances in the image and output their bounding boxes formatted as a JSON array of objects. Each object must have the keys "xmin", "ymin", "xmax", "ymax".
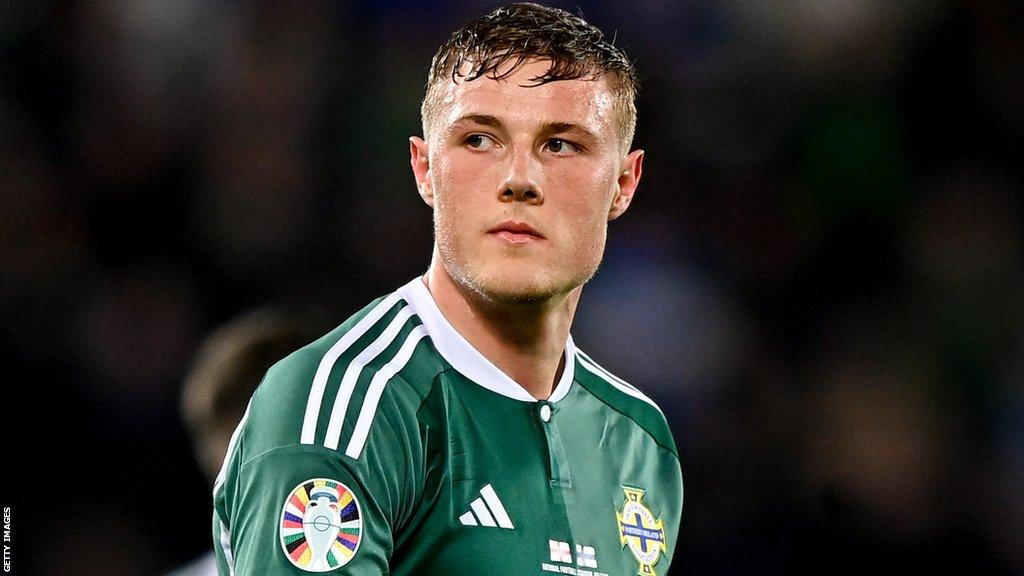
[{"xmin": 430, "ymin": 59, "xmax": 618, "ymax": 136}]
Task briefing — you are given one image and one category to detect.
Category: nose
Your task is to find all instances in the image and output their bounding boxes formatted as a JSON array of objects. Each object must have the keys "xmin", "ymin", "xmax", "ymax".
[{"xmin": 498, "ymin": 147, "xmax": 543, "ymax": 205}]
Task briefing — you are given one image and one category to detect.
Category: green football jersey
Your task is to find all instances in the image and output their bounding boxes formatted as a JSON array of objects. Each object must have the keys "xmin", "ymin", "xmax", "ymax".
[{"xmin": 213, "ymin": 277, "xmax": 683, "ymax": 576}]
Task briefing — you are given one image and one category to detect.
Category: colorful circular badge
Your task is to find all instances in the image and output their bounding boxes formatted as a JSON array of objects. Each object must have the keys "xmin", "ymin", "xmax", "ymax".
[{"xmin": 280, "ymin": 478, "xmax": 362, "ymax": 572}]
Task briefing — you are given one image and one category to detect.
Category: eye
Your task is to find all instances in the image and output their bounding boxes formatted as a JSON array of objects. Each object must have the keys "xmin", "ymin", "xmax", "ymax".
[
  {"xmin": 465, "ymin": 134, "xmax": 496, "ymax": 151},
  {"xmin": 308, "ymin": 501, "xmax": 317, "ymax": 507},
  {"xmin": 545, "ymin": 138, "xmax": 580, "ymax": 155}
]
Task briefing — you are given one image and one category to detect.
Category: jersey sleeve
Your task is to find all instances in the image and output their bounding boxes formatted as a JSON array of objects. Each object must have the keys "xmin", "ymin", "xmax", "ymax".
[
  {"xmin": 215, "ymin": 444, "xmax": 399, "ymax": 575},
  {"xmin": 213, "ymin": 348, "xmax": 428, "ymax": 575}
]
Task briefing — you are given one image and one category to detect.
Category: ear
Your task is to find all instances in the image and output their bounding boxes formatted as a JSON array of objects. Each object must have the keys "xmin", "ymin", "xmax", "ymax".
[
  {"xmin": 608, "ymin": 149, "xmax": 643, "ymax": 220},
  {"xmin": 409, "ymin": 136, "xmax": 433, "ymax": 207}
]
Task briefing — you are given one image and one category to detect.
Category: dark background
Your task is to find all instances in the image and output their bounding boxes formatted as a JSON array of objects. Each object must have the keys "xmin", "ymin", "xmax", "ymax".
[{"xmin": 3, "ymin": 1, "xmax": 1022, "ymax": 574}]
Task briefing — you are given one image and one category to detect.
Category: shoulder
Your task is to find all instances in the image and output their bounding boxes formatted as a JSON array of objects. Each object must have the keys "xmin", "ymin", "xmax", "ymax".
[
  {"xmin": 242, "ymin": 292, "xmax": 447, "ymax": 460},
  {"xmin": 572, "ymin": 348, "xmax": 678, "ymax": 457}
]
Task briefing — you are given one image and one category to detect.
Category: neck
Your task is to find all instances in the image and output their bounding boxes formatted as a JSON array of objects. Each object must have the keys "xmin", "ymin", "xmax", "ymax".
[{"xmin": 423, "ymin": 256, "xmax": 580, "ymax": 400}]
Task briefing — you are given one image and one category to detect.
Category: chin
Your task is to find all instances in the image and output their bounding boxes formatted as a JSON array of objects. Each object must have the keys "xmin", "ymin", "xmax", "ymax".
[
  {"xmin": 481, "ymin": 278, "xmax": 562, "ymax": 304},
  {"xmin": 438, "ymin": 237, "xmax": 600, "ymax": 305},
  {"xmin": 458, "ymin": 262, "xmax": 593, "ymax": 305}
]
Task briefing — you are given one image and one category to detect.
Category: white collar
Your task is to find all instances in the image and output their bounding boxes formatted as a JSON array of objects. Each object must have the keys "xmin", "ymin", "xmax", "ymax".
[{"xmin": 397, "ymin": 276, "xmax": 575, "ymax": 403}]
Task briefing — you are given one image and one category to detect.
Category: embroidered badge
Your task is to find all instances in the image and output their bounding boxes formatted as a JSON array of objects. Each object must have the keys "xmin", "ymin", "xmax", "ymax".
[
  {"xmin": 280, "ymin": 478, "xmax": 362, "ymax": 572},
  {"xmin": 616, "ymin": 486, "xmax": 667, "ymax": 576}
]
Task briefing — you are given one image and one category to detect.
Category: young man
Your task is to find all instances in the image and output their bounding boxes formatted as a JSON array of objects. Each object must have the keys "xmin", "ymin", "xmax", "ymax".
[{"xmin": 213, "ymin": 4, "xmax": 683, "ymax": 575}]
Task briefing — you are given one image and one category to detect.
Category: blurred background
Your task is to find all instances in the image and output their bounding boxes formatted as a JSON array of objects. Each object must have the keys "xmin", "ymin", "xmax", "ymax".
[{"xmin": 3, "ymin": 0, "xmax": 1023, "ymax": 574}]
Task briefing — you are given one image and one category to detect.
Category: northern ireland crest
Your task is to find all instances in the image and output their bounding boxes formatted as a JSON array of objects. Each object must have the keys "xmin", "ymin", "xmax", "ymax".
[
  {"xmin": 279, "ymin": 478, "xmax": 362, "ymax": 572},
  {"xmin": 615, "ymin": 486, "xmax": 666, "ymax": 576}
]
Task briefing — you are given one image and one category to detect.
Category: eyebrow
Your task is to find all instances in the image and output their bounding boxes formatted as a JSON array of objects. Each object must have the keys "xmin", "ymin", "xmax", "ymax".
[
  {"xmin": 453, "ymin": 114, "xmax": 505, "ymax": 130},
  {"xmin": 538, "ymin": 121, "xmax": 598, "ymax": 143},
  {"xmin": 451, "ymin": 114, "xmax": 599, "ymax": 143}
]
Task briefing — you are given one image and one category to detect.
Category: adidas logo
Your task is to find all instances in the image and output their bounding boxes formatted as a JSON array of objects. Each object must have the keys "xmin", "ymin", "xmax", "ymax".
[{"xmin": 458, "ymin": 484, "xmax": 514, "ymax": 529}]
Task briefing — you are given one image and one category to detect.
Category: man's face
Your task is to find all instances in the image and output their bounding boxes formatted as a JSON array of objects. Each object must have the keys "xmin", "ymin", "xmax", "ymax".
[{"xmin": 410, "ymin": 59, "xmax": 643, "ymax": 304}]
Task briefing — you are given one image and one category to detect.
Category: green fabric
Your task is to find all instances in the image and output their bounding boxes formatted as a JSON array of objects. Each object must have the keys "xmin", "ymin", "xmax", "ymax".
[{"xmin": 213, "ymin": 290, "xmax": 683, "ymax": 576}]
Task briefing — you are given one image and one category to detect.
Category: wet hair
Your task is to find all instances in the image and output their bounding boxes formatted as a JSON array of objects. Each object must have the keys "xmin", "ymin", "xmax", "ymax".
[{"xmin": 422, "ymin": 2, "xmax": 638, "ymax": 148}]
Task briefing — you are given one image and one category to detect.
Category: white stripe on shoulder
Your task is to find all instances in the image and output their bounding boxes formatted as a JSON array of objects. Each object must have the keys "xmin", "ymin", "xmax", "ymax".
[
  {"xmin": 576, "ymin": 349, "xmax": 641, "ymax": 392},
  {"xmin": 301, "ymin": 293, "xmax": 403, "ymax": 445},
  {"xmin": 575, "ymin": 351, "xmax": 663, "ymax": 414},
  {"xmin": 213, "ymin": 402, "xmax": 251, "ymax": 497},
  {"xmin": 323, "ymin": 306, "xmax": 415, "ymax": 450},
  {"xmin": 344, "ymin": 325, "xmax": 429, "ymax": 459}
]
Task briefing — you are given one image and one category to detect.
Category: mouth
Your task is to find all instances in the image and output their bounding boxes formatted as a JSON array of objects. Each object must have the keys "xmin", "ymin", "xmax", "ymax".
[{"xmin": 487, "ymin": 221, "xmax": 545, "ymax": 244}]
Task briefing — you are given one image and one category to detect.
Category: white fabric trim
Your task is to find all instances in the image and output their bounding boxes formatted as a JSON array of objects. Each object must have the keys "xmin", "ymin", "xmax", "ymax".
[
  {"xmin": 212, "ymin": 403, "xmax": 250, "ymax": 576},
  {"xmin": 344, "ymin": 326, "xmax": 429, "ymax": 459},
  {"xmin": 212, "ymin": 403, "xmax": 250, "ymax": 497},
  {"xmin": 323, "ymin": 306, "xmax": 414, "ymax": 450},
  {"xmin": 218, "ymin": 519, "xmax": 235, "ymax": 576},
  {"xmin": 575, "ymin": 350, "xmax": 663, "ymax": 414},
  {"xmin": 576, "ymin": 349, "xmax": 640, "ymax": 391},
  {"xmin": 301, "ymin": 293, "xmax": 402, "ymax": 444},
  {"xmin": 398, "ymin": 277, "xmax": 575, "ymax": 403}
]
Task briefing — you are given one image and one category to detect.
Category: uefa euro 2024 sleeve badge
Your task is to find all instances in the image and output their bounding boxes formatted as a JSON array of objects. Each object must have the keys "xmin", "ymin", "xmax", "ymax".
[
  {"xmin": 616, "ymin": 486, "xmax": 667, "ymax": 576},
  {"xmin": 280, "ymin": 478, "xmax": 362, "ymax": 572}
]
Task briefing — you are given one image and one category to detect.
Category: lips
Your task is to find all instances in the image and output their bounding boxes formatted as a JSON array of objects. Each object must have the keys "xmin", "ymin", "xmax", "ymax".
[{"xmin": 488, "ymin": 221, "xmax": 545, "ymax": 244}]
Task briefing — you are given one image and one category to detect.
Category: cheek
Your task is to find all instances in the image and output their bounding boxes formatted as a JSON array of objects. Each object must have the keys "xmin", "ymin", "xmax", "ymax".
[
  {"xmin": 558, "ymin": 169, "xmax": 616, "ymax": 258},
  {"xmin": 558, "ymin": 166, "xmax": 617, "ymax": 223},
  {"xmin": 431, "ymin": 157, "xmax": 489, "ymax": 244},
  {"xmin": 432, "ymin": 154, "xmax": 491, "ymax": 206},
  {"xmin": 430, "ymin": 160, "xmax": 460, "ymax": 221}
]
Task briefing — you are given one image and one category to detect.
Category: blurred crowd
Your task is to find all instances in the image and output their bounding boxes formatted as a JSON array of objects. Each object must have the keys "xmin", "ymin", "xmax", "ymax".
[{"xmin": 3, "ymin": 1, "xmax": 1022, "ymax": 574}]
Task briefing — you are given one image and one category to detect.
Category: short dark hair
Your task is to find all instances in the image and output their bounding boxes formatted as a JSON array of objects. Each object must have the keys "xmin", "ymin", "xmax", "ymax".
[
  {"xmin": 181, "ymin": 309, "xmax": 313, "ymax": 485},
  {"xmin": 422, "ymin": 2, "xmax": 638, "ymax": 148}
]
